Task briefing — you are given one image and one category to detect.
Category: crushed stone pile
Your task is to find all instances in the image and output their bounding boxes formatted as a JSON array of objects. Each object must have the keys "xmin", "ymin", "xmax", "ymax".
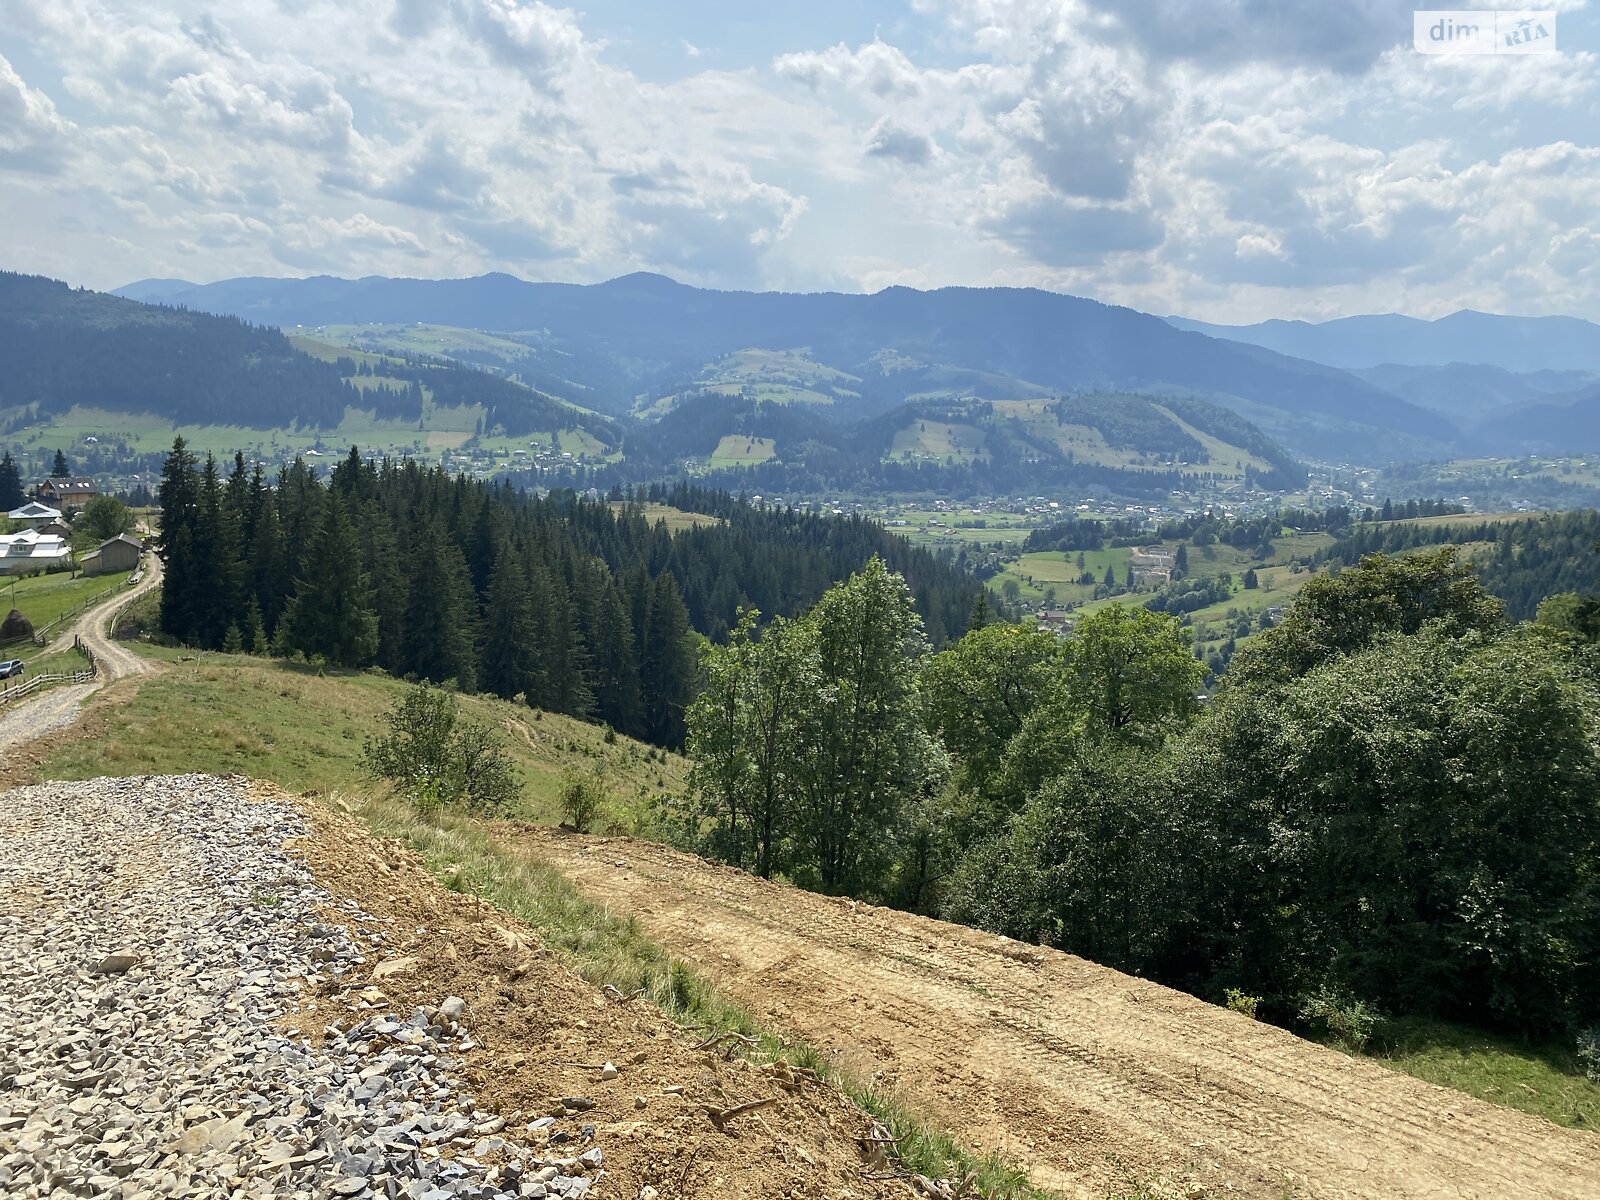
[{"xmin": 0, "ymin": 775, "xmax": 604, "ymax": 1200}]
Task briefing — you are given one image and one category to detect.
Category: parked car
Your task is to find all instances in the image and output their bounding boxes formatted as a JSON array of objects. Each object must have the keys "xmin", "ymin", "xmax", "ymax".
[{"xmin": 0, "ymin": 660, "xmax": 25, "ymax": 679}]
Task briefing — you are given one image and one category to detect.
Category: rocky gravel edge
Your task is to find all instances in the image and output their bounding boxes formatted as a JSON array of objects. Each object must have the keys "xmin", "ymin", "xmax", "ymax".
[{"xmin": 0, "ymin": 774, "xmax": 606, "ymax": 1200}]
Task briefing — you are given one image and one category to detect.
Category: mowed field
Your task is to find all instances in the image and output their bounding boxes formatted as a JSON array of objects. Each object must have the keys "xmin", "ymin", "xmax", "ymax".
[
  {"xmin": 609, "ymin": 502, "xmax": 723, "ymax": 532},
  {"xmin": 993, "ymin": 532, "xmax": 1337, "ymax": 610},
  {"xmin": 888, "ymin": 420, "xmax": 990, "ymax": 463},
  {"xmin": 0, "ymin": 569, "xmax": 134, "ymax": 634}
]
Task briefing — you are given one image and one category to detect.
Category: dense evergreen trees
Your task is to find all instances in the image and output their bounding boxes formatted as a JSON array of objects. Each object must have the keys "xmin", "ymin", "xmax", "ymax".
[
  {"xmin": 153, "ymin": 441, "xmax": 981, "ymax": 750},
  {"xmin": 0, "ymin": 453, "xmax": 22, "ymax": 510}
]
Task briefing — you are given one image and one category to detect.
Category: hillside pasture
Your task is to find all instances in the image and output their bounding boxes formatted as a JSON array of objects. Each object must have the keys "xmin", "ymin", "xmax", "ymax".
[
  {"xmin": 888, "ymin": 420, "xmax": 989, "ymax": 464},
  {"xmin": 38, "ymin": 650, "xmax": 688, "ymax": 832},
  {"xmin": 708, "ymin": 435, "xmax": 777, "ymax": 468}
]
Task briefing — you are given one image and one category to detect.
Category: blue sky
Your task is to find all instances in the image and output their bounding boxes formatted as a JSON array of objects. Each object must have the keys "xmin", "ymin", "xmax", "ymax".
[{"xmin": 2, "ymin": 1, "xmax": 1598, "ymax": 321}]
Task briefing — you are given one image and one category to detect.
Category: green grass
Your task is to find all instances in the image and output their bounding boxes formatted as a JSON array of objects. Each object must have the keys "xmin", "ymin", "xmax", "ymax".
[
  {"xmin": 609, "ymin": 502, "xmax": 723, "ymax": 532},
  {"xmin": 1368, "ymin": 1017, "xmax": 1600, "ymax": 1130},
  {"xmin": 888, "ymin": 420, "xmax": 990, "ymax": 464},
  {"xmin": 309, "ymin": 323, "xmax": 537, "ymax": 367},
  {"xmin": 708, "ymin": 434, "xmax": 777, "ymax": 468},
  {"xmin": 0, "ymin": 569, "xmax": 132, "ymax": 634},
  {"xmin": 36, "ymin": 651, "xmax": 687, "ymax": 829},
  {"xmin": 333, "ymin": 789, "xmax": 1052, "ymax": 1200},
  {"xmin": 0, "ymin": 640, "xmax": 92, "ymax": 701},
  {"xmin": 870, "ymin": 506, "xmax": 1039, "ymax": 549}
]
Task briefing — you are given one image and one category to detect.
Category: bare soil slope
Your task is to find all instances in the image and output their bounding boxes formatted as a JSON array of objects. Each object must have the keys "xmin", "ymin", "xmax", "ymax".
[
  {"xmin": 289, "ymin": 789, "xmax": 925, "ymax": 1200},
  {"xmin": 522, "ymin": 829, "xmax": 1600, "ymax": 1200}
]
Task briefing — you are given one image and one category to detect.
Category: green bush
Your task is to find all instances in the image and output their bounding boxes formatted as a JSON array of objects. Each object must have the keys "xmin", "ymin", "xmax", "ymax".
[
  {"xmin": 1225, "ymin": 988, "xmax": 1260, "ymax": 1020},
  {"xmin": 1299, "ymin": 987, "xmax": 1383, "ymax": 1053},
  {"xmin": 362, "ymin": 684, "xmax": 520, "ymax": 813},
  {"xmin": 557, "ymin": 765, "xmax": 606, "ymax": 832},
  {"xmin": 1577, "ymin": 1027, "xmax": 1600, "ymax": 1083}
]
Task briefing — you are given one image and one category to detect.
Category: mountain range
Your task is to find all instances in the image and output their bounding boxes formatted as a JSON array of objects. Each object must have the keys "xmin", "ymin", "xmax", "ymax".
[
  {"xmin": 0, "ymin": 267, "xmax": 1582, "ymax": 474},
  {"xmin": 117, "ymin": 272, "xmax": 1460, "ymax": 464},
  {"xmin": 1166, "ymin": 310, "xmax": 1600, "ymax": 373}
]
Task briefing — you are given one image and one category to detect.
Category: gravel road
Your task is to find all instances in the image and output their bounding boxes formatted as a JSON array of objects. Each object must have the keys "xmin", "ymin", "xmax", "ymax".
[
  {"xmin": 0, "ymin": 775, "xmax": 605, "ymax": 1200},
  {"xmin": 0, "ymin": 555, "xmax": 162, "ymax": 753}
]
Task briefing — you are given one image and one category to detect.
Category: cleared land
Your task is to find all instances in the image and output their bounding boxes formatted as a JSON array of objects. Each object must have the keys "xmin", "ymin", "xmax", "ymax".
[
  {"xmin": 610, "ymin": 502, "xmax": 723, "ymax": 532},
  {"xmin": 525, "ymin": 831, "xmax": 1600, "ymax": 1200},
  {"xmin": 709, "ymin": 434, "xmax": 777, "ymax": 468},
  {"xmin": 0, "ymin": 569, "xmax": 133, "ymax": 633}
]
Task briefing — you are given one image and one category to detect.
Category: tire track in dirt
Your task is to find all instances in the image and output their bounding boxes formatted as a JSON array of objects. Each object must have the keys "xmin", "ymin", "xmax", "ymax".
[{"xmin": 519, "ymin": 829, "xmax": 1600, "ymax": 1200}]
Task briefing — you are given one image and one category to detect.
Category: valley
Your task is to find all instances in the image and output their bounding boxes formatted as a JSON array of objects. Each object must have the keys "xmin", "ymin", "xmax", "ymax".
[{"xmin": 12, "ymin": 5, "xmax": 1600, "ymax": 1198}]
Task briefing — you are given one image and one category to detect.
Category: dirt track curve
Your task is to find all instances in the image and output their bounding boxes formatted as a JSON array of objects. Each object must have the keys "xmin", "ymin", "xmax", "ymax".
[
  {"xmin": 0, "ymin": 554, "xmax": 162, "ymax": 752},
  {"xmin": 524, "ymin": 830, "xmax": 1600, "ymax": 1200}
]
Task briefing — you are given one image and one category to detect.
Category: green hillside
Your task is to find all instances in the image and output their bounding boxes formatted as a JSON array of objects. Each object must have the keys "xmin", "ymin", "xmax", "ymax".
[{"xmin": 0, "ymin": 273, "xmax": 620, "ymax": 467}]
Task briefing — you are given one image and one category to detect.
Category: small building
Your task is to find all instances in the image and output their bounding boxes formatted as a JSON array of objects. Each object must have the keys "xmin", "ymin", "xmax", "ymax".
[
  {"xmin": 8, "ymin": 501, "xmax": 62, "ymax": 530},
  {"xmin": 36, "ymin": 519, "xmax": 71, "ymax": 539},
  {"xmin": 37, "ymin": 477, "xmax": 97, "ymax": 511},
  {"xmin": 0, "ymin": 530, "xmax": 71, "ymax": 574},
  {"xmin": 81, "ymin": 533, "xmax": 143, "ymax": 577}
]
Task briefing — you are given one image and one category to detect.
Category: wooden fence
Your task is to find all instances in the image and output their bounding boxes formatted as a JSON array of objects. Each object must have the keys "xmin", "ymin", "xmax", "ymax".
[
  {"xmin": 0, "ymin": 633, "xmax": 99, "ymax": 706},
  {"xmin": 35, "ymin": 578, "xmax": 134, "ymax": 639}
]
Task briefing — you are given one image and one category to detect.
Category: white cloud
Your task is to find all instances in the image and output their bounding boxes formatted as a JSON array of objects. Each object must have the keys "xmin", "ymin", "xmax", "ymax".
[
  {"xmin": 0, "ymin": 0, "xmax": 1595, "ymax": 320},
  {"xmin": 0, "ymin": 52, "xmax": 73, "ymax": 173}
]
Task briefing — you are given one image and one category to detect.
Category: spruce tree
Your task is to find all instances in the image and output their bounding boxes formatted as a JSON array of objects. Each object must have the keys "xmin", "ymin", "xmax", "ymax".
[
  {"xmin": 0, "ymin": 453, "xmax": 22, "ymax": 510},
  {"xmin": 51, "ymin": 449, "xmax": 69, "ymax": 478},
  {"xmin": 279, "ymin": 495, "xmax": 379, "ymax": 667},
  {"xmin": 640, "ymin": 572, "xmax": 695, "ymax": 748},
  {"xmin": 190, "ymin": 454, "xmax": 240, "ymax": 649},
  {"xmin": 402, "ymin": 519, "xmax": 478, "ymax": 690},
  {"xmin": 155, "ymin": 438, "xmax": 200, "ymax": 642},
  {"xmin": 589, "ymin": 581, "xmax": 643, "ymax": 736},
  {"xmin": 480, "ymin": 548, "xmax": 538, "ymax": 700},
  {"xmin": 967, "ymin": 589, "xmax": 992, "ymax": 630}
]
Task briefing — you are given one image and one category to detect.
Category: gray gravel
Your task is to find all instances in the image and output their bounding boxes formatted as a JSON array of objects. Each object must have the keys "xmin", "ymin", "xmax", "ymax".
[{"xmin": 0, "ymin": 774, "xmax": 605, "ymax": 1199}]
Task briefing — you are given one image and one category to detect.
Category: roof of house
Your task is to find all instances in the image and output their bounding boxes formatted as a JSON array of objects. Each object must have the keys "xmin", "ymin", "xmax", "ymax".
[
  {"xmin": 41, "ymin": 477, "xmax": 96, "ymax": 494},
  {"xmin": 98, "ymin": 533, "xmax": 144, "ymax": 551},
  {"xmin": 0, "ymin": 531, "xmax": 69, "ymax": 560},
  {"xmin": 8, "ymin": 502, "xmax": 61, "ymax": 520}
]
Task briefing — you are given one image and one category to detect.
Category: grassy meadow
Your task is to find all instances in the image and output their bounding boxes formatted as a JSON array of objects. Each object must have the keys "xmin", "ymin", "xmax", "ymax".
[
  {"xmin": 0, "ymin": 569, "xmax": 133, "ymax": 633},
  {"xmin": 708, "ymin": 434, "xmax": 777, "ymax": 468},
  {"xmin": 36, "ymin": 648, "xmax": 687, "ymax": 831}
]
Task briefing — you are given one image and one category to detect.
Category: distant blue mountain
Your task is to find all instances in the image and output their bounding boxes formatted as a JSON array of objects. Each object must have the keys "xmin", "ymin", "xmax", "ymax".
[
  {"xmin": 1350, "ymin": 362, "xmax": 1600, "ymax": 422},
  {"xmin": 113, "ymin": 277, "xmax": 199, "ymax": 303},
  {"xmin": 1166, "ymin": 310, "xmax": 1600, "ymax": 373},
  {"xmin": 115, "ymin": 272, "xmax": 1453, "ymax": 462}
]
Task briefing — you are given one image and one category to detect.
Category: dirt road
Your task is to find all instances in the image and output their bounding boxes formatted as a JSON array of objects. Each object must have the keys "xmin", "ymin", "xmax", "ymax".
[
  {"xmin": 526, "ymin": 831, "xmax": 1600, "ymax": 1200},
  {"xmin": 0, "ymin": 556, "xmax": 162, "ymax": 752}
]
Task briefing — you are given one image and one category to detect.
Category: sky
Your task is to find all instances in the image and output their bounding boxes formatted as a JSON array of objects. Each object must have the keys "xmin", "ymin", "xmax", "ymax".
[{"xmin": 2, "ymin": 0, "xmax": 1599, "ymax": 321}]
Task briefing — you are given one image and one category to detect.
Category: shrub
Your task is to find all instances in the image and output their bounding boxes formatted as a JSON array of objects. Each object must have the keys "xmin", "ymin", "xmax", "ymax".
[
  {"xmin": 557, "ymin": 766, "xmax": 607, "ymax": 832},
  {"xmin": 1577, "ymin": 1027, "xmax": 1600, "ymax": 1083},
  {"xmin": 1224, "ymin": 988, "xmax": 1260, "ymax": 1020},
  {"xmin": 1299, "ymin": 987, "xmax": 1383, "ymax": 1053},
  {"xmin": 363, "ymin": 684, "xmax": 521, "ymax": 813}
]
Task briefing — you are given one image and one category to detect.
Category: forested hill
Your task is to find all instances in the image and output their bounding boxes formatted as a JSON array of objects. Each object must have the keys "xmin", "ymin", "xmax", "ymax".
[
  {"xmin": 1317, "ymin": 510, "xmax": 1600, "ymax": 620},
  {"xmin": 0, "ymin": 272, "xmax": 610, "ymax": 440},
  {"xmin": 154, "ymin": 446, "xmax": 982, "ymax": 748},
  {"xmin": 117, "ymin": 270, "xmax": 1452, "ymax": 463}
]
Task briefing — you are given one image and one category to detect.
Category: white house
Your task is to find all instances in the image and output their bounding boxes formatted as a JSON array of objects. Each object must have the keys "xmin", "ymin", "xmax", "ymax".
[
  {"xmin": 0, "ymin": 530, "xmax": 71, "ymax": 574},
  {"xmin": 8, "ymin": 502, "xmax": 62, "ymax": 530}
]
